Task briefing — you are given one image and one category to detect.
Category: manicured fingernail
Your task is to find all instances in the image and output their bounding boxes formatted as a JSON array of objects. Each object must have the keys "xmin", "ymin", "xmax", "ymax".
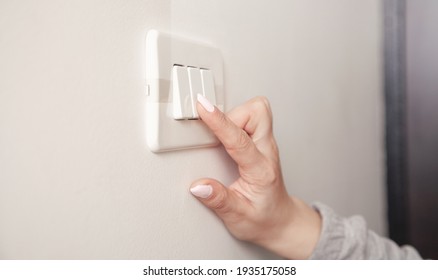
[
  {"xmin": 190, "ymin": 184, "xmax": 213, "ymax": 198},
  {"xmin": 197, "ymin": 94, "xmax": 215, "ymax": 113}
]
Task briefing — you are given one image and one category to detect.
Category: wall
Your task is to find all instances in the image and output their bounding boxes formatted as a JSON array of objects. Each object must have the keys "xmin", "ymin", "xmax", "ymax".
[{"xmin": 0, "ymin": 0, "xmax": 385, "ymax": 259}]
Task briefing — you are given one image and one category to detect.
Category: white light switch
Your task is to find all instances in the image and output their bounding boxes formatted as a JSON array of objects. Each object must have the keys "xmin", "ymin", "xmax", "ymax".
[
  {"xmin": 172, "ymin": 66, "xmax": 192, "ymax": 120},
  {"xmin": 200, "ymin": 69, "xmax": 217, "ymax": 106},
  {"xmin": 146, "ymin": 30, "xmax": 224, "ymax": 152},
  {"xmin": 187, "ymin": 67, "xmax": 203, "ymax": 119}
]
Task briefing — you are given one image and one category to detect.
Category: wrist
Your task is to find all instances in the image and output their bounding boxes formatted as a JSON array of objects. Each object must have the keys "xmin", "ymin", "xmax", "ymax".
[{"xmin": 258, "ymin": 196, "xmax": 322, "ymax": 259}]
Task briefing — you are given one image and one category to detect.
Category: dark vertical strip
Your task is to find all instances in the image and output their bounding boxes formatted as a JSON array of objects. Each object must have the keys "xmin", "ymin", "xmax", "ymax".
[{"xmin": 383, "ymin": 0, "xmax": 408, "ymax": 245}]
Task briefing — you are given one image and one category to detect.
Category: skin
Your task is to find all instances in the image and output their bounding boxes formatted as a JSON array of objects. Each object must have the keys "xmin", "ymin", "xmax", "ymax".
[{"xmin": 190, "ymin": 96, "xmax": 322, "ymax": 260}]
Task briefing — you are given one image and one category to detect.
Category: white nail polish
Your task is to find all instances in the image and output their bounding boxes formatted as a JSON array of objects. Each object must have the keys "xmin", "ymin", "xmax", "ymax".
[
  {"xmin": 190, "ymin": 184, "xmax": 213, "ymax": 198},
  {"xmin": 197, "ymin": 94, "xmax": 215, "ymax": 113}
]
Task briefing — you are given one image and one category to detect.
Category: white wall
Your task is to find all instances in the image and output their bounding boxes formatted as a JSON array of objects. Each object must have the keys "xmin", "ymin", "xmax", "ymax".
[{"xmin": 0, "ymin": 0, "xmax": 385, "ymax": 259}]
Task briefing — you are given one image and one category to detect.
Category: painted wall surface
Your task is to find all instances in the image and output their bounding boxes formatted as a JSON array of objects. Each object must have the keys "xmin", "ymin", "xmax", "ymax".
[{"xmin": 0, "ymin": 0, "xmax": 384, "ymax": 259}]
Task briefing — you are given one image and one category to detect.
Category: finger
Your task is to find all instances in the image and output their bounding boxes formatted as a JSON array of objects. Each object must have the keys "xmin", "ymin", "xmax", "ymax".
[
  {"xmin": 190, "ymin": 178, "xmax": 240, "ymax": 217},
  {"xmin": 196, "ymin": 94, "xmax": 264, "ymax": 169},
  {"xmin": 226, "ymin": 96, "xmax": 277, "ymax": 158},
  {"xmin": 226, "ymin": 96, "xmax": 273, "ymax": 142}
]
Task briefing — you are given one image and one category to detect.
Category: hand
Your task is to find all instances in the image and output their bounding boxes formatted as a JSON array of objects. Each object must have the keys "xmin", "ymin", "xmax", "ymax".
[{"xmin": 190, "ymin": 94, "xmax": 321, "ymax": 259}]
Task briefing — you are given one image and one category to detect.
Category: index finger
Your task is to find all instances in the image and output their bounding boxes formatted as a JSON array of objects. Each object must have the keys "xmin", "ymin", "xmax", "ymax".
[{"xmin": 196, "ymin": 94, "xmax": 264, "ymax": 169}]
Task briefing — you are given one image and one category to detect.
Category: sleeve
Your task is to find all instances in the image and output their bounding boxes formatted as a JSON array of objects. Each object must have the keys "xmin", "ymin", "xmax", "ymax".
[{"xmin": 309, "ymin": 202, "xmax": 422, "ymax": 260}]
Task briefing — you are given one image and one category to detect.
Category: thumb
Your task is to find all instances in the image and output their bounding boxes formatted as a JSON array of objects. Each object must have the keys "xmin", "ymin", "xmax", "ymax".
[{"xmin": 190, "ymin": 179, "xmax": 237, "ymax": 216}]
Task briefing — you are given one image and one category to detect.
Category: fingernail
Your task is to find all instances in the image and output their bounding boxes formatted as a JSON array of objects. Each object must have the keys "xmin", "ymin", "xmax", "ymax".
[
  {"xmin": 197, "ymin": 94, "xmax": 215, "ymax": 113},
  {"xmin": 190, "ymin": 184, "xmax": 213, "ymax": 198}
]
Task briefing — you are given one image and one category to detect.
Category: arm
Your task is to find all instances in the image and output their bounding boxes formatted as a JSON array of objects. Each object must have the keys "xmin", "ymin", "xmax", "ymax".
[
  {"xmin": 190, "ymin": 95, "xmax": 421, "ymax": 260},
  {"xmin": 310, "ymin": 203, "xmax": 422, "ymax": 259}
]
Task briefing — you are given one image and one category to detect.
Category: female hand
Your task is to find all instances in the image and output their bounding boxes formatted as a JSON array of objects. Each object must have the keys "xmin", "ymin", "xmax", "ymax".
[{"xmin": 190, "ymin": 94, "xmax": 321, "ymax": 259}]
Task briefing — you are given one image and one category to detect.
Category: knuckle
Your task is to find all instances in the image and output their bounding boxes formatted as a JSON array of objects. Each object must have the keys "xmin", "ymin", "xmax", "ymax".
[
  {"xmin": 257, "ymin": 161, "xmax": 279, "ymax": 186},
  {"xmin": 209, "ymin": 191, "xmax": 231, "ymax": 213},
  {"xmin": 252, "ymin": 96, "xmax": 271, "ymax": 112},
  {"xmin": 224, "ymin": 129, "xmax": 251, "ymax": 152},
  {"xmin": 264, "ymin": 166, "xmax": 278, "ymax": 186},
  {"xmin": 214, "ymin": 110, "xmax": 229, "ymax": 130},
  {"xmin": 256, "ymin": 95, "xmax": 270, "ymax": 106},
  {"xmin": 247, "ymin": 96, "xmax": 273, "ymax": 122},
  {"xmin": 236, "ymin": 130, "xmax": 251, "ymax": 150}
]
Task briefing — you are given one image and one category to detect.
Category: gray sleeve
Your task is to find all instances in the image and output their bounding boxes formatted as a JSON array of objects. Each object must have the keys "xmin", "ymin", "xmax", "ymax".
[{"xmin": 309, "ymin": 202, "xmax": 422, "ymax": 260}]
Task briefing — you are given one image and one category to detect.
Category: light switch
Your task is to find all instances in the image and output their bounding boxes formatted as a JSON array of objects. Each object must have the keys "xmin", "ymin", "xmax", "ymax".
[
  {"xmin": 200, "ymin": 69, "xmax": 217, "ymax": 106},
  {"xmin": 172, "ymin": 66, "xmax": 192, "ymax": 120},
  {"xmin": 187, "ymin": 67, "xmax": 203, "ymax": 119},
  {"xmin": 146, "ymin": 30, "xmax": 224, "ymax": 152}
]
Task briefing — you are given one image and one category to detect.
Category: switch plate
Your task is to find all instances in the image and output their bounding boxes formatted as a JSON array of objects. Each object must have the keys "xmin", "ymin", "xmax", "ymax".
[{"xmin": 145, "ymin": 30, "xmax": 224, "ymax": 152}]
